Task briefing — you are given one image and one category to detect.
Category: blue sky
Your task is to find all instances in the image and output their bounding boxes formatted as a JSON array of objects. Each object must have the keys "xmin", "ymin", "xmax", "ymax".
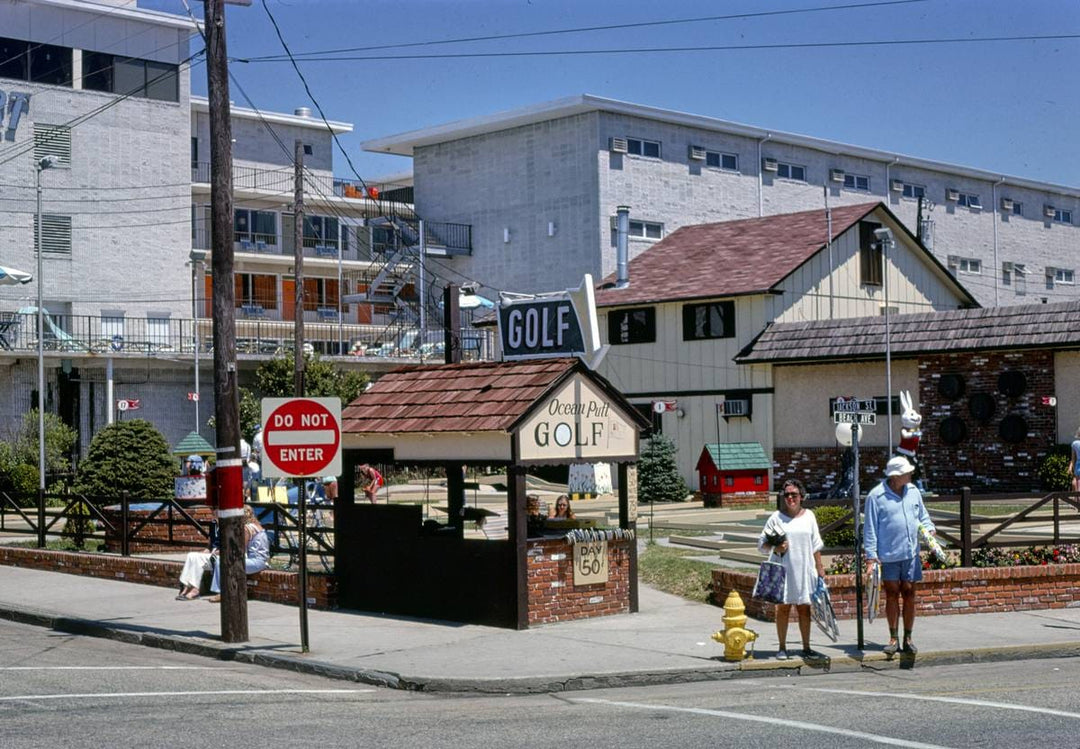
[{"xmin": 144, "ymin": 0, "xmax": 1080, "ymax": 186}]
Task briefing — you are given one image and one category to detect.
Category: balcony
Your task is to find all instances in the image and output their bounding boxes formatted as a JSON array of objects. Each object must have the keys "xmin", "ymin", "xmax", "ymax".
[
  {"xmin": 192, "ymin": 227, "xmax": 364, "ymax": 262},
  {"xmin": 192, "ymin": 162, "xmax": 412, "ymax": 207},
  {"xmin": 0, "ymin": 309, "xmax": 494, "ymax": 361}
]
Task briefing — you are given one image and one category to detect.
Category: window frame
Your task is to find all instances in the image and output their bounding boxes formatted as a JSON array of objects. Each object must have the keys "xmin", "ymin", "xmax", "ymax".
[
  {"xmin": 775, "ymin": 161, "xmax": 806, "ymax": 182},
  {"xmin": 1054, "ymin": 268, "xmax": 1075, "ymax": 285},
  {"xmin": 901, "ymin": 183, "xmax": 926, "ymax": 200},
  {"xmin": 682, "ymin": 300, "xmax": 736, "ymax": 341},
  {"xmin": 1053, "ymin": 209, "xmax": 1073, "ymax": 224},
  {"xmin": 607, "ymin": 306, "xmax": 656, "ymax": 345},
  {"xmin": 627, "ymin": 219, "xmax": 663, "ymax": 240},
  {"xmin": 843, "ymin": 173, "xmax": 870, "ymax": 192},
  {"xmin": 859, "ymin": 221, "xmax": 884, "ymax": 287},
  {"xmin": 625, "ymin": 137, "xmax": 661, "ymax": 159},
  {"xmin": 957, "ymin": 192, "xmax": 982, "ymax": 209},
  {"xmin": 705, "ymin": 150, "xmax": 739, "ymax": 171}
]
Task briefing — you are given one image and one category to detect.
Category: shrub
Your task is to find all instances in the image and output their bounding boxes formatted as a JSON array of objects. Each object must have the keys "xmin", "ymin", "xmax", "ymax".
[
  {"xmin": 0, "ymin": 410, "xmax": 78, "ymax": 504},
  {"xmin": 638, "ymin": 433, "xmax": 688, "ymax": 503},
  {"xmin": 74, "ymin": 419, "xmax": 175, "ymax": 500},
  {"xmin": 814, "ymin": 504, "xmax": 857, "ymax": 548},
  {"xmin": 1036, "ymin": 446, "xmax": 1073, "ymax": 492}
]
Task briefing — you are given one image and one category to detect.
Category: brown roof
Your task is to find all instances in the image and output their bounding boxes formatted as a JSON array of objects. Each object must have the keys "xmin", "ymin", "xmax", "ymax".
[
  {"xmin": 342, "ymin": 358, "xmax": 582, "ymax": 434},
  {"xmin": 736, "ymin": 299, "xmax": 1080, "ymax": 364},
  {"xmin": 594, "ymin": 202, "xmax": 882, "ymax": 307}
]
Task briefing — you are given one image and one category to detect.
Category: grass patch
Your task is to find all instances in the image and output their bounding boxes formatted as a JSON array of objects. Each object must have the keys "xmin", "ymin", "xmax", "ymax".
[{"xmin": 638, "ymin": 542, "xmax": 719, "ymax": 604}]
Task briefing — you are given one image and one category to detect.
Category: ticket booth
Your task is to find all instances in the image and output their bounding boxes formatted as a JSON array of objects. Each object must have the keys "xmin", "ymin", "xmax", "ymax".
[{"xmin": 334, "ymin": 357, "xmax": 649, "ymax": 629}]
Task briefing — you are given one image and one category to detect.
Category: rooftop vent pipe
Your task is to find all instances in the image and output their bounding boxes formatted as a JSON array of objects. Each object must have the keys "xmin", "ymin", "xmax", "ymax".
[
  {"xmin": 615, "ymin": 205, "xmax": 630, "ymax": 288},
  {"xmin": 294, "ymin": 107, "xmax": 313, "ymax": 118}
]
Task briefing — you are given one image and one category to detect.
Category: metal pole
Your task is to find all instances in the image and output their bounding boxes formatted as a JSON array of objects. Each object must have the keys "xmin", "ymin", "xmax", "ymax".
[
  {"xmin": 824, "ymin": 185, "xmax": 834, "ymax": 319},
  {"xmin": 298, "ymin": 478, "xmax": 309, "ymax": 652},
  {"xmin": 876, "ymin": 228, "xmax": 895, "ymax": 451},
  {"xmin": 852, "ymin": 423, "xmax": 864, "ymax": 650},
  {"xmin": 191, "ymin": 256, "xmax": 201, "ymax": 433},
  {"xmin": 36, "ymin": 157, "xmax": 52, "ymax": 500},
  {"xmin": 419, "ymin": 219, "xmax": 426, "ymax": 352}
]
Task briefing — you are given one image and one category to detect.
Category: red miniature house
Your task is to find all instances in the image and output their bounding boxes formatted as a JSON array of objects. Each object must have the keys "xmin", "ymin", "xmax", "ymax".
[{"xmin": 696, "ymin": 442, "xmax": 771, "ymax": 508}]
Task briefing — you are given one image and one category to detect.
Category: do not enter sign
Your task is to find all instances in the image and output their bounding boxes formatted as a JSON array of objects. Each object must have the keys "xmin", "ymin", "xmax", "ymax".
[{"xmin": 261, "ymin": 397, "xmax": 342, "ymax": 478}]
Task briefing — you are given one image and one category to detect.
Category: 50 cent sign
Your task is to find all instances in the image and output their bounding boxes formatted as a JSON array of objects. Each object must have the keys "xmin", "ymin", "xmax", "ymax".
[{"xmin": 261, "ymin": 397, "xmax": 342, "ymax": 478}]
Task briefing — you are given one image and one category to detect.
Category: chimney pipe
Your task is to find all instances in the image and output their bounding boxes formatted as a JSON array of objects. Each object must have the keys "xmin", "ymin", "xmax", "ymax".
[{"xmin": 615, "ymin": 205, "xmax": 630, "ymax": 288}]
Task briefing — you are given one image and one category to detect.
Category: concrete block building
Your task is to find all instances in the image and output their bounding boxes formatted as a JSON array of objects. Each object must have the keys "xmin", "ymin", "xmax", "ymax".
[{"xmin": 363, "ymin": 94, "xmax": 1080, "ymax": 309}]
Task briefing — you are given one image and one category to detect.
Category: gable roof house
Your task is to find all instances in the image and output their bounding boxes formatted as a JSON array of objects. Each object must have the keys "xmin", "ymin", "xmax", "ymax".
[{"xmin": 591, "ymin": 201, "xmax": 976, "ymax": 490}]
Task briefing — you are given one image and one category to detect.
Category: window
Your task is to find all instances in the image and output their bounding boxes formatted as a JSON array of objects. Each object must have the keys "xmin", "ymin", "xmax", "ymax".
[
  {"xmin": 628, "ymin": 220, "xmax": 663, "ymax": 240},
  {"xmin": 0, "ymin": 37, "xmax": 72, "ymax": 86},
  {"xmin": 101, "ymin": 316, "xmax": 125, "ymax": 340},
  {"xmin": 34, "ymin": 125, "xmax": 71, "ymax": 166},
  {"xmin": 683, "ymin": 301, "xmax": 735, "ymax": 340},
  {"xmin": 234, "ymin": 209, "xmax": 277, "ymax": 245},
  {"xmin": 902, "ymin": 183, "xmax": 925, "ymax": 199},
  {"xmin": 843, "ymin": 174, "xmax": 870, "ymax": 191},
  {"xmin": 191, "ymin": 137, "xmax": 199, "ymax": 169},
  {"xmin": 235, "ymin": 273, "xmax": 277, "ymax": 309},
  {"xmin": 957, "ymin": 192, "xmax": 982, "ymax": 209},
  {"xmin": 0, "ymin": 37, "xmax": 28, "ymax": 80},
  {"xmin": 146, "ymin": 317, "xmax": 170, "ymax": 347},
  {"xmin": 303, "ymin": 278, "xmax": 340, "ymax": 310},
  {"xmin": 34, "ymin": 214, "xmax": 72, "ymax": 255},
  {"xmin": 1003, "ymin": 263, "xmax": 1027, "ymax": 295},
  {"xmin": 607, "ymin": 307, "xmax": 656, "ymax": 345},
  {"xmin": 626, "ymin": 138, "xmax": 661, "ymax": 158},
  {"xmin": 1053, "ymin": 209, "xmax": 1073, "ymax": 224},
  {"xmin": 304, "ymin": 214, "xmax": 340, "ymax": 247},
  {"xmin": 705, "ymin": 150, "xmax": 738, "ymax": 171},
  {"xmin": 1012, "ymin": 201, "xmax": 1024, "ymax": 216},
  {"xmin": 949, "ymin": 257, "xmax": 981, "ymax": 274},
  {"xmin": 859, "ymin": 221, "xmax": 883, "ymax": 286},
  {"xmin": 1054, "ymin": 268, "xmax": 1075, "ymax": 284},
  {"xmin": 776, "ymin": 162, "xmax": 806, "ymax": 181},
  {"xmin": 82, "ymin": 52, "xmax": 179, "ymax": 102}
]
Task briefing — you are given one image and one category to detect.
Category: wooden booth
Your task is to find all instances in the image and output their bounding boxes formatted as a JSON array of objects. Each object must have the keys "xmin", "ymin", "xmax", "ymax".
[
  {"xmin": 696, "ymin": 442, "xmax": 771, "ymax": 507},
  {"xmin": 334, "ymin": 357, "xmax": 649, "ymax": 628}
]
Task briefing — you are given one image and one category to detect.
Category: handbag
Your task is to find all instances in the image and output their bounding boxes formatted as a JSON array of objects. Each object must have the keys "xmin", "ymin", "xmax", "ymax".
[{"xmin": 752, "ymin": 551, "xmax": 786, "ymax": 604}]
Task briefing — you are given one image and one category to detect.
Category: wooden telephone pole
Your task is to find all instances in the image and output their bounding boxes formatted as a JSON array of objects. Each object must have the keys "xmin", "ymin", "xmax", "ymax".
[
  {"xmin": 293, "ymin": 139, "xmax": 306, "ymax": 397},
  {"xmin": 204, "ymin": 0, "xmax": 247, "ymax": 642}
]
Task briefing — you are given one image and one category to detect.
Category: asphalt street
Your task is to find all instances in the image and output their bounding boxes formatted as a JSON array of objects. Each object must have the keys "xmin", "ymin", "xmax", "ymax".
[{"xmin": 3, "ymin": 618, "xmax": 1078, "ymax": 749}]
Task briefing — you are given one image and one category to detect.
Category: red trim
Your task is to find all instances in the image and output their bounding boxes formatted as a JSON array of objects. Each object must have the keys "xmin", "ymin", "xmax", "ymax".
[{"xmin": 215, "ymin": 464, "xmax": 244, "ymax": 510}]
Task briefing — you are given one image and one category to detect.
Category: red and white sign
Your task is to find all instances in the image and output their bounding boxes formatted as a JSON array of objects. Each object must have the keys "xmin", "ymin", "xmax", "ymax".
[
  {"xmin": 652, "ymin": 400, "xmax": 678, "ymax": 414},
  {"xmin": 116, "ymin": 398, "xmax": 141, "ymax": 412},
  {"xmin": 260, "ymin": 397, "xmax": 342, "ymax": 478},
  {"xmin": 187, "ymin": 392, "xmax": 200, "ymax": 402}
]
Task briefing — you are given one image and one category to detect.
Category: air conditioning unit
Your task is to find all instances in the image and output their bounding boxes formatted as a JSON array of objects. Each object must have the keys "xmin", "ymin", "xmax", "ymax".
[
  {"xmin": 1002, "ymin": 261, "xmax": 1014, "ymax": 273},
  {"xmin": 946, "ymin": 188, "xmax": 959, "ymax": 202},
  {"xmin": 830, "ymin": 168, "xmax": 845, "ymax": 183},
  {"xmin": 1046, "ymin": 266, "xmax": 1057, "ymax": 278},
  {"xmin": 762, "ymin": 157, "xmax": 778, "ymax": 172},
  {"xmin": 688, "ymin": 145, "xmax": 706, "ymax": 161},
  {"xmin": 890, "ymin": 179, "xmax": 904, "ymax": 192},
  {"xmin": 1000, "ymin": 197, "xmax": 1014, "ymax": 212},
  {"xmin": 1044, "ymin": 204, "xmax": 1057, "ymax": 218},
  {"xmin": 609, "ymin": 137, "xmax": 628, "ymax": 154}
]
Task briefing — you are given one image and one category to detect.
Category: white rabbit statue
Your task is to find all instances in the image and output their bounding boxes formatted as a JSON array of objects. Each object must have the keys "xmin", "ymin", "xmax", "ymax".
[{"xmin": 896, "ymin": 389, "xmax": 922, "ymax": 459}]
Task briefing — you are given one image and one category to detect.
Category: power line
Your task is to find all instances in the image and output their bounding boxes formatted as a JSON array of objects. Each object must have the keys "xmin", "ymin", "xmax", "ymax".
[
  {"xmin": 235, "ymin": 34, "xmax": 1080, "ymax": 63},
  {"xmin": 237, "ymin": 0, "xmax": 929, "ymax": 60}
]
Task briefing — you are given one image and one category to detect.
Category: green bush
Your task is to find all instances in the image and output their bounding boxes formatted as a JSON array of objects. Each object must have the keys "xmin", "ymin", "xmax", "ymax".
[
  {"xmin": 1036, "ymin": 446, "xmax": 1073, "ymax": 492},
  {"xmin": 638, "ymin": 433, "xmax": 688, "ymax": 503},
  {"xmin": 814, "ymin": 504, "xmax": 857, "ymax": 547},
  {"xmin": 0, "ymin": 410, "xmax": 78, "ymax": 504},
  {"xmin": 73, "ymin": 419, "xmax": 175, "ymax": 500}
]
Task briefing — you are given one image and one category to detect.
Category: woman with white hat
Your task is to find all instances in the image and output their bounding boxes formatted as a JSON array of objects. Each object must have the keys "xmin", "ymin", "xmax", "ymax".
[{"xmin": 863, "ymin": 455, "xmax": 935, "ymax": 656}]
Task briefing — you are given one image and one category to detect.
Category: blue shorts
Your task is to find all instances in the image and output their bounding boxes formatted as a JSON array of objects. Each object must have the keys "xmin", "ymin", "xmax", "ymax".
[{"xmin": 881, "ymin": 557, "xmax": 922, "ymax": 583}]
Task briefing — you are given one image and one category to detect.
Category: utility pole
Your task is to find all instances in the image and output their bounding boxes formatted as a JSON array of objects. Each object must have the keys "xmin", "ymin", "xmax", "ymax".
[
  {"xmin": 204, "ymin": 0, "xmax": 247, "ymax": 643},
  {"xmin": 293, "ymin": 139, "xmax": 305, "ymax": 397}
]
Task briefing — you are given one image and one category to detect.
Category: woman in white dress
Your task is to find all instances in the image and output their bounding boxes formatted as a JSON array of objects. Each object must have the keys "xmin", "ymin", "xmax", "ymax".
[{"xmin": 757, "ymin": 479, "xmax": 826, "ymax": 660}]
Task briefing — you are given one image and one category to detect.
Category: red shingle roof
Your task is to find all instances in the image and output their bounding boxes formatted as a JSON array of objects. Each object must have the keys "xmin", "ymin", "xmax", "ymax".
[
  {"xmin": 341, "ymin": 358, "xmax": 580, "ymax": 434},
  {"xmin": 594, "ymin": 202, "xmax": 880, "ymax": 307}
]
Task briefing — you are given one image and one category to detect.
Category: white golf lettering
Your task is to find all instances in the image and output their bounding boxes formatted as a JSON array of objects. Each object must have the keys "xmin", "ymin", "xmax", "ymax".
[
  {"xmin": 507, "ymin": 309, "xmax": 523, "ymax": 348},
  {"xmin": 524, "ymin": 307, "xmax": 539, "ymax": 348}
]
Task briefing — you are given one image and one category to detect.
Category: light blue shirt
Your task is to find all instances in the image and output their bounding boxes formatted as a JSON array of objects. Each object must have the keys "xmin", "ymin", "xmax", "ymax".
[{"xmin": 863, "ymin": 479, "xmax": 933, "ymax": 563}]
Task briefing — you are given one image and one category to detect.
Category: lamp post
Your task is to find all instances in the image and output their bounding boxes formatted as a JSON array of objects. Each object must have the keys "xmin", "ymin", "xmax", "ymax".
[
  {"xmin": 36, "ymin": 155, "xmax": 56, "ymax": 499},
  {"xmin": 874, "ymin": 227, "xmax": 895, "ymax": 451},
  {"xmin": 189, "ymin": 248, "xmax": 207, "ymax": 434}
]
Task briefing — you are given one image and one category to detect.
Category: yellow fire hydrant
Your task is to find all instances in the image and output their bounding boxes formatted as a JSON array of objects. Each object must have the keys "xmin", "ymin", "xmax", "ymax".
[{"xmin": 711, "ymin": 590, "xmax": 758, "ymax": 661}]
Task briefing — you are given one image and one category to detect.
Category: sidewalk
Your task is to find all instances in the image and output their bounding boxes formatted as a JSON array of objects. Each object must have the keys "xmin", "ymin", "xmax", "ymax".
[{"xmin": 2, "ymin": 565, "xmax": 1079, "ymax": 693}]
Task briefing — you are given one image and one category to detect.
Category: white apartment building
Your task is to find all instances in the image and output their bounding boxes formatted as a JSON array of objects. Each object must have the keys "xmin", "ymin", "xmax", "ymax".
[{"xmin": 363, "ymin": 94, "xmax": 1080, "ymax": 308}]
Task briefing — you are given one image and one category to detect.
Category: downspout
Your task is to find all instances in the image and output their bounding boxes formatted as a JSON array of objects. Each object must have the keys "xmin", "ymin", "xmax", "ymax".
[
  {"xmin": 615, "ymin": 205, "xmax": 630, "ymax": 288},
  {"xmin": 757, "ymin": 134, "xmax": 771, "ymax": 217},
  {"xmin": 885, "ymin": 156, "xmax": 899, "ymax": 199},
  {"xmin": 992, "ymin": 177, "xmax": 1004, "ymax": 306},
  {"xmin": 824, "ymin": 184, "xmax": 834, "ymax": 319}
]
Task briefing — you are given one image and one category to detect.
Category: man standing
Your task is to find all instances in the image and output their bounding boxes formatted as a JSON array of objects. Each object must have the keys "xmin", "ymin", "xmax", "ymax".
[{"xmin": 863, "ymin": 455, "xmax": 934, "ymax": 656}]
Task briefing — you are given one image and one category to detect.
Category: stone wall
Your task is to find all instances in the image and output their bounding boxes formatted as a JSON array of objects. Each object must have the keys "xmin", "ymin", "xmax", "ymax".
[
  {"xmin": 0, "ymin": 547, "xmax": 337, "ymax": 609},
  {"xmin": 713, "ymin": 563, "xmax": 1080, "ymax": 621},
  {"xmin": 526, "ymin": 537, "xmax": 632, "ymax": 625}
]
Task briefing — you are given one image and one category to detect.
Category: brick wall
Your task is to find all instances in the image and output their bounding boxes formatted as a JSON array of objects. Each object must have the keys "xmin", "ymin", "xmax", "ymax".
[
  {"xmin": 526, "ymin": 537, "xmax": 632, "ymax": 625},
  {"xmin": 918, "ymin": 351, "xmax": 1055, "ymax": 492},
  {"xmin": 702, "ymin": 491, "xmax": 771, "ymax": 508},
  {"xmin": 713, "ymin": 563, "xmax": 1080, "ymax": 621},
  {"xmin": 0, "ymin": 547, "xmax": 336, "ymax": 609},
  {"xmin": 773, "ymin": 447, "xmax": 891, "ymax": 495}
]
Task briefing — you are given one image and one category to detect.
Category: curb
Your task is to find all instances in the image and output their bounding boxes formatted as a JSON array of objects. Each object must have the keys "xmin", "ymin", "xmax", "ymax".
[{"xmin": 3, "ymin": 604, "xmax": 1080, "ymax": 694}]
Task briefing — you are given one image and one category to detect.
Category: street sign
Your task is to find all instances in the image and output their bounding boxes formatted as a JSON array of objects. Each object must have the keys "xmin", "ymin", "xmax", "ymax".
[
  {"xmin": 834, "ymin": 411, "xmax": 876, "ymax": 425},
  {"xmin": 261, "ymin": 397, "xmax": 342, "ymax": 478},
  {"xmin": 832, "ymin": 396, "xmax": 876, "ymax": 412},
  {"xmin": 187, "ymin": 392, "xmax": 200, "ymax": 402}
]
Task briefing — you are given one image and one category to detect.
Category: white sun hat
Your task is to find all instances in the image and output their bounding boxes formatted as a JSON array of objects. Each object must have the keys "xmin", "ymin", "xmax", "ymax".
[{"xmin": 885, "ymin": 455, "xmax": 915, "ymax": 477}]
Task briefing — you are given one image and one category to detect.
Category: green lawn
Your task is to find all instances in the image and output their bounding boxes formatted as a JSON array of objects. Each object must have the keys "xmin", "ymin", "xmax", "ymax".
[{"xmin": 638, "ymin": 542, "xmax": 726, "ymax": 604}]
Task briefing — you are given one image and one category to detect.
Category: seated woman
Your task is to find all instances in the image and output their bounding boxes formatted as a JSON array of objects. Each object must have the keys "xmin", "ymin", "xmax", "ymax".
[
  {"xmin": 548, "ymin": 494, "xmax": 575, "ymax": 521},
  {"xmin": 177, "ymin": 543, "xmax": 216, "ymax": 601},
  {"xmin": 204, "ymin": 506, "xmax": 271, "ymax": 603}
]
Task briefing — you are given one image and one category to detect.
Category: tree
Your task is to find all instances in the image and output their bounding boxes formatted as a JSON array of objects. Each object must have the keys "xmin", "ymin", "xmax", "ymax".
[
  {"xmin": 638, "ymin": 433, "xmax": 688, "ymax": 503},
  {"xmin": 73, "ymin": 419, "xmax": 175, "ymax": 500},
  {"xmin": 0, "ymin": 410, "xmax": 78, "ymax": 503},
  {"xmin": 237, "ymin": 353, "xmax": 369, "ymax": 440}
]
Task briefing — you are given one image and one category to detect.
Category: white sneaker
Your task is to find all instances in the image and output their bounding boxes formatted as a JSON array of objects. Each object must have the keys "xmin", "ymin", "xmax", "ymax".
[{"xmin": 776, "ymin": 649, "xmax": 788, "ymax": 660}]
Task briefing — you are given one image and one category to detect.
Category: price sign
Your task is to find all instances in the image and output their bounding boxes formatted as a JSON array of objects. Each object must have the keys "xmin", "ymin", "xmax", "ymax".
[{"xmin": 573, "ymin": 539, "xmax": 608, "ymax": 586}]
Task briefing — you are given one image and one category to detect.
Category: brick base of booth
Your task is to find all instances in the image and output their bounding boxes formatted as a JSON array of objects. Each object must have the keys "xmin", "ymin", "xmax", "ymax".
[
  {"xmin": 527, "ymin": 538, "xmax": 632, "ymax": 625},
  {"xmin": 702, "ymin": 492, "xmax": 770, "ymax": 508},
  {"xmin": 713, "ymin": 563, "xmax": 1080, "ymax": 621},
  {"xmin": 0, "ymin": 546, "xmax": 336, "ymax": 609}
]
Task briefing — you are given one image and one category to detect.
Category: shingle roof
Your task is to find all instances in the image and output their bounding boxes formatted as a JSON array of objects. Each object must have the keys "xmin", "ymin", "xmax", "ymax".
[
  {"xmin": 173, "ymin": 431, "xmax": 215, "ymax": 455},
  {"xmin": 735, "ymin": 299, "xmax": 1080, "ymax": 364},
  {"xmin": 702, "ymin": 442, "xmax": 771, "ymax": 471},
  {"xmin": 341, "ymin": 358, "xmax": 582, "ymax": 434},
  {"xmin": 594, "ymin": 203, "xmax": 881, "ymax": 307}
]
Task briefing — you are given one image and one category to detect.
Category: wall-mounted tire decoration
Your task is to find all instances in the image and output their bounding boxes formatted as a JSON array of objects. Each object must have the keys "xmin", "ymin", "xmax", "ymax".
[
  {"xmin": 999, "ymin": 414, "xmax": 1028, "ymax": 443},
  {"xmin": 998, "ymin": 371, "xmax": 1027, "ymax": 398},
  {"xmin": 938, "ymin": 374, "xmax": 965, "ymax": 400},
  {"xmin": 939, "ymin": 415, "xmax": 967, "ymax": 445},
  {"xmin": 968, "ymin": 393, "xmax": 997, "ymax": 423}
]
